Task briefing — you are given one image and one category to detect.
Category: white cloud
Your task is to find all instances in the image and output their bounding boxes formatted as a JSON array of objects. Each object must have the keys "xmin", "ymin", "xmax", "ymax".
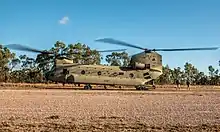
[{"xmin": 59, "ymin": 16, "xmax": 69, "ymax": 24}]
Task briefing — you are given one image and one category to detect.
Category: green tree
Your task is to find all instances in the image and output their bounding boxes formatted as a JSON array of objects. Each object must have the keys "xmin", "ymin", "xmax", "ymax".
[
  {"xmin": 170, "ymin": 67, "xmax": 183, "ymax": 84},
  {"xmin": 184, "ymin": 62, "xmax": 199, "ymax": 84},
  {"xmin": 9, "ymin": 58, "xmax": 21, "ymax": 71},
  {"xmin": 105, "ymin": 51, "xmax": 130, "ymax": 66},
  {"xmin": 208, "ymin": 65, "xmax": 215, "ymax": 77},
  {"xmin": 155, "ymin": 64, "xmax": 172, "ymax": 84},
  {"xmin": 208, "ymin": 65, "xmax": 219, "ymax": 85},
  {"xmin": 0, "ymin": 45, "xmax": 16, "ymax": 82}
]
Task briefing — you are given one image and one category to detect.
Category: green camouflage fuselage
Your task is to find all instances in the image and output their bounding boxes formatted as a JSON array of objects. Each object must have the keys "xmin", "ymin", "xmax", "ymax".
[{"xmin": 47, "ymin": 51, "xmax": 163, "ymax": 86}]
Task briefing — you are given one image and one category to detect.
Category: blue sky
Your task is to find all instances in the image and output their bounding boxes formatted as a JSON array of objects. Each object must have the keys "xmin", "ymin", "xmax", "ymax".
[{"xmin": 1, "ymin": 0, "xmax": 220, "ymax": 74}]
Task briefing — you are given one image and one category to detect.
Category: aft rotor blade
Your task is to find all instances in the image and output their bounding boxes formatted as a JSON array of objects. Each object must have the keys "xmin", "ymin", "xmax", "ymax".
[
  {"xmin": 97, "ymin": 49, "xmax": 127, "ymax": 52},
  {"xmin": 150, "ymin": 47, "xmax": 219, "ymax": 51},
  {"xmin": 4, "ymin": 44, "xmax": 53, "ymax": 54},
  {"xmin": 95, "ymin": 38, "xmax": 146, "ymax": 50}
]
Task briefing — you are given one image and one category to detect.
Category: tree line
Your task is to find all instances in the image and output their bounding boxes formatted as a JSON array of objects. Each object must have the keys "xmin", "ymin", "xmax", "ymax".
[
  {"xmin": 155, "ymin": 63, "xmax": 219, "ymax": 85},
  {"xmin": 0, "ymin": 41, "xmax": 219, "ymax": 85}
]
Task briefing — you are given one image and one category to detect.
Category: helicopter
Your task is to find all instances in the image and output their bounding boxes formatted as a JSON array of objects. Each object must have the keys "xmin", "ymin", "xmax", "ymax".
[{"xmin": 4, "ymin": 38, "xmax": 219, "ymax": 90}]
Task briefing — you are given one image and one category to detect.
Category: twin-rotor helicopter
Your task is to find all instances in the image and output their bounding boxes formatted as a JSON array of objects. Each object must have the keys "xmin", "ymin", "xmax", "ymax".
[{"xmin": 4, "ymin": 38, "xmax": 218, "ymax": 90}]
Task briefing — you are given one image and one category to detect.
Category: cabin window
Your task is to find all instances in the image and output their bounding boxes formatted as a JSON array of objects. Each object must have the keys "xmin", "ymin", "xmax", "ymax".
[
  {"xmin": 145, "ymin": 76, "xmax": 151, "ymax": 79},
  {"xmin": 152, "ymin": 58, "xmax": 156, "ymax": 61},
  {"xmin": 98, "ymin": 71, "xmax": 101, "ymax": 75},
  {"xmin": 129, "ymin": 73, "xmax": 134, "ymax": 78},
  {"xmin": 143, "ymin": 72, "xmax": 149, "ymax": 76},
  {"xmin": 113, "ymin": 72, "xmax": 118, "ymax": 76},
  {"xmin": 119, "ymin": 72, "xmax": 124, "ymax": 75},
  {"xmin": 81, "ymin": 70, "xmax": 85, "ymax": 74}
]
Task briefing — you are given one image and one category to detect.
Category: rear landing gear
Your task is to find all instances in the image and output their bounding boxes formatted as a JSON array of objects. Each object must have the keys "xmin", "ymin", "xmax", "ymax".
[
  {"xmin": 135, "ymin": 85, "xmax": 149, "ymax": 90},
  {"xmin": 135, "ymin": 84, "xmax": 157, "ymax": 90},
  {"xmin": 136, "ymin": 79, "xmax": 156, "ymax": 90},
  {"xmin": 84, "ymin": 84, "xmax": 92, "ymax": 90}
]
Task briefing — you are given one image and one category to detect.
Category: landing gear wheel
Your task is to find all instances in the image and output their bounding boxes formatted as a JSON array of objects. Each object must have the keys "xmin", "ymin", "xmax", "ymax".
[
  {"xmin": 136, "ymin": 86, "xmax": 141, "ymax": 90},
  {"xmin": 84, "ymin": 85, "xmax": 89, "ymax": 90},
  {"xmin": 136, "ymin": 88, "xmax": 140, "ymax": 90},
  {"xmin": 135, "ymin": 86, "xmax": 142, "ymax": 90},
  {"xmin": 135, "ymin": 85, "xmax": 149, "ymax": 90},
  {"xmin": 88, "ymin": 84, "xmax": 92, "ymax": 89},
  {"xmin": 84, "ymin": 84, "xmax": 92, "ymax": 90}
]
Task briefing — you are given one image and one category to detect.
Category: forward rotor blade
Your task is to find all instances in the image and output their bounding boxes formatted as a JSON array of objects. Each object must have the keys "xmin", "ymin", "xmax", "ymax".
[
  {"xmin": 95, "ymin": 38, "xmax": 146, "ymax": 50},
  {"xmin": 97, "ymin": 49, "xmax": 127, "ymax": 52},
  {"xmin": 4, "ymin": 44, "xmax": 53, "ymax": 54},
  {"xmin": 150, "ymin": 47, "xmax": 219, "ymax": 51}
]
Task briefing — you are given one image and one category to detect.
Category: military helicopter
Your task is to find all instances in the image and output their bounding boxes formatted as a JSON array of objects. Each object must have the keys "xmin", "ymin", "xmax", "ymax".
[{"xmin": 4, "ymin": 38, "xmax": 218, "ymax": 90}]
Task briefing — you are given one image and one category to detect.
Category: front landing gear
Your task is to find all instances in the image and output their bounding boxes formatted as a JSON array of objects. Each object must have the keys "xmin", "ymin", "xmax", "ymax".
[{"xmin": 84, "ymin": 84, "xmax": 92, "ymax": 90}]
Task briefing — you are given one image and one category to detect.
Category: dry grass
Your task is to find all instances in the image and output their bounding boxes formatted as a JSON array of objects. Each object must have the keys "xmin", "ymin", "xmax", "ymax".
[{"xmin": 0, "ymin": 88, "xmax": 220, "ymax": 131}]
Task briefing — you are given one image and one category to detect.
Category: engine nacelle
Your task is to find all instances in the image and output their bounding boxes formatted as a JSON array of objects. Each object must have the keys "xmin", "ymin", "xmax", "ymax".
[{"xmin": 132, "ymin": 62, "xmax": 150, "ymax": 70}]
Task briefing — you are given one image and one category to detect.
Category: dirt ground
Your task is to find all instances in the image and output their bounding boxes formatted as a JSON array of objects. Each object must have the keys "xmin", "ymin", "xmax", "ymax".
[{"xmin": 0, "ymin": 87, "xmax": 220, "ymax": 131}]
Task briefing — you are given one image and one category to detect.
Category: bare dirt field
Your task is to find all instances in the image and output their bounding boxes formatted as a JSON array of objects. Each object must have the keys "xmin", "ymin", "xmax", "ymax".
[{"xmin": 0, "ymin": 85, "xmax": 220, "ymax": 131}]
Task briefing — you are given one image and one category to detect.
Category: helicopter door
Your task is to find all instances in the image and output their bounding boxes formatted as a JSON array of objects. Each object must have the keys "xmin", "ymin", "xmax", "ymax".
[{"xmin": 63, "ymin": 69, "xmax": 69, "ymax": 74}]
